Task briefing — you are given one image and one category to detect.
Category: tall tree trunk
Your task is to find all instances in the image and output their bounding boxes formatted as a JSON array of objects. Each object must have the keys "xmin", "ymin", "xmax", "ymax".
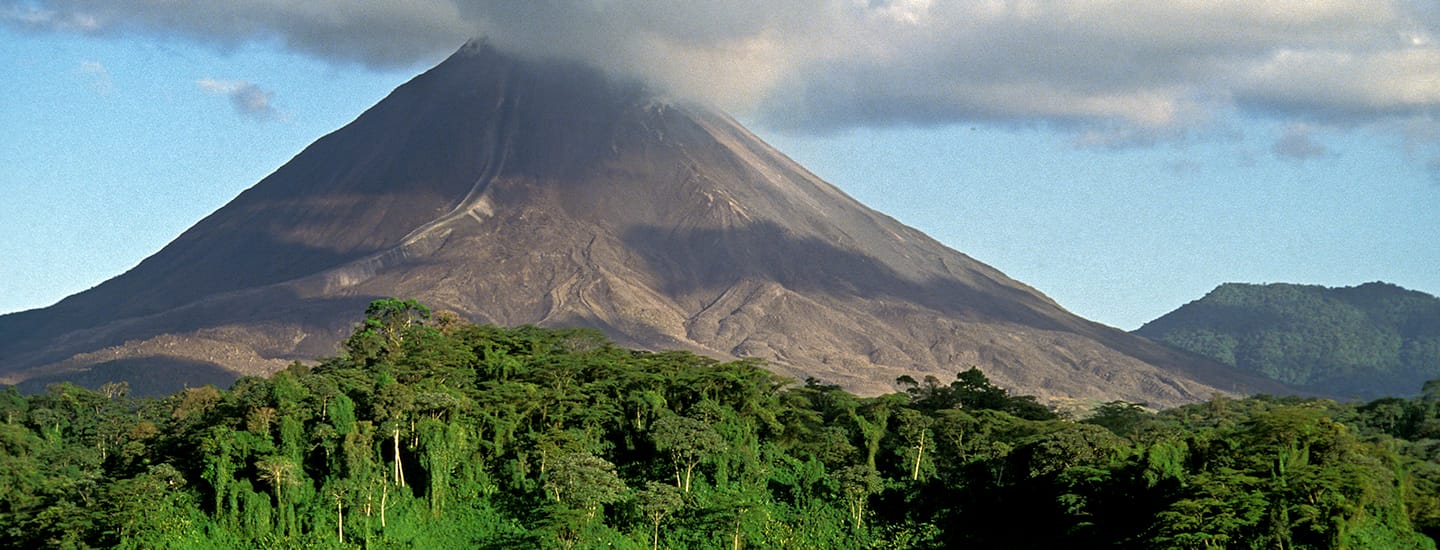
[
  {"xmin": 911, "ymin": 431, "xmax": 926, "ymax": 480},
  {"xmin": 732, "ymin": 513, "xmax": 743, "ymax": 550},
  {"xmin": 393, "ymin": 428, "xmax": 406, "ymax": 487},
  {"xmin": 336, "ymin": 494, "xmax": 345, "ymax": 543}
]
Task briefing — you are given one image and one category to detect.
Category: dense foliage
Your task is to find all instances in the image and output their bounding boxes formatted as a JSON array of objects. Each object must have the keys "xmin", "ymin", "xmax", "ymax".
[
  {"xmin": 1136, "ymin": 282, "xmax": 1440, "ymax": 399},
  {"xmin": 4, "ymin": 298, "xmax": 1440, "ymax": 548}
]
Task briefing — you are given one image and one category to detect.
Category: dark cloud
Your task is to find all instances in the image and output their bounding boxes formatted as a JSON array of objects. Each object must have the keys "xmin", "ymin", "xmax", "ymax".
[
  {"xmin": 1272, "ymin": 125, "xmax": 1331, "ymax": 161},
  {"xmin": 3, "ymin": 0, "xmax": 469, "ymax": 66},
  {"xmin": 6, "ymin": 0, "xmax": 1440, "ymax": 140},
  {"xmin": 197, "ymin": 79, "xmax": 276, "ymax": 120}
]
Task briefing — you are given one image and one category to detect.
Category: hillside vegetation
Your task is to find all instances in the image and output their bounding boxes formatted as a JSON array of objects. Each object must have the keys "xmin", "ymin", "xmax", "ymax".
[
  {"xmin": 1137, "ymin": 282, "xmax": 1440, "ymax": 399},
  {"xmin": 3, "ymin": 299, "xmax": 1440, "ymax": 548}
]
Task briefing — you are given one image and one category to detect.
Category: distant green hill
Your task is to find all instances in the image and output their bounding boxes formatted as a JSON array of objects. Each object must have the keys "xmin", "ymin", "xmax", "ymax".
[{"xmin": 1135, "ymin": 282, "xmax": 1440, "ymax": 399}]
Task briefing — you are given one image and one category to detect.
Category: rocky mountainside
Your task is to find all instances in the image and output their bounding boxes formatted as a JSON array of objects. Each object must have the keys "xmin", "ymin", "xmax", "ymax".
[
  {"xmin": 1136, "ymin": 282, "xmax": 1440, "ymax": 399},
  {"xmin": 0, "ymin": 42, "xmax": 1290, "ymax": 404}
]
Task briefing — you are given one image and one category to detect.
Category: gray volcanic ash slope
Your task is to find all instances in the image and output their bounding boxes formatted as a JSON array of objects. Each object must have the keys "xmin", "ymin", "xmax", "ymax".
[{"xmin": 0, "ymin": 42, "xmax": 1291, "ymax": 404}]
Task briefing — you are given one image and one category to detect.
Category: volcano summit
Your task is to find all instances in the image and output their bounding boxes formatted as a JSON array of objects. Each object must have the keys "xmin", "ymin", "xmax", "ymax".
[{"xmin": 0, "ymin": 42, "xmax": 1286, "ymax": 404}]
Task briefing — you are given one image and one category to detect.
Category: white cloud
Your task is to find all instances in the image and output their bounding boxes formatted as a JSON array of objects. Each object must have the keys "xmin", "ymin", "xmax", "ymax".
[
  {"xmin": 3, "ymin": 4, "xmax": 99, "ymax": 32},
  {"xmin": 77, "ymin": 60, "xmax": 113, "ymax": 95},
  {"xmin": 6, "ymin": 0, "xmax": 1440, "ymax": 141},
  {"xmin": 1238, "ymin": 47, "xmax": 1440, "ymax": 119},
  {"xmin": 197, "ymin": 78, "xmax": 276, "ymax": 120}
]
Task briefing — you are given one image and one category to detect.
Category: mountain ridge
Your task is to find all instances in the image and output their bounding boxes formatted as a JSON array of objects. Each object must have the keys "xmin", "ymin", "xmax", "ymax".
[
  {"xmin": 1136, "ymin": 281, "xmax": 1440, "ymax": 398},
  {"xmin": 0, "ymin": 42, "xmax": 1292, "ymax": 404}
]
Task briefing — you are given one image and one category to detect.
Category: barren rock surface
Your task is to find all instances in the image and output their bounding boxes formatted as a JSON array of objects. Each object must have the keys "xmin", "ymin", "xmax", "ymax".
[{"xmin": 0, "ymin": 42, "xmax": 1292, "ymax": 404}]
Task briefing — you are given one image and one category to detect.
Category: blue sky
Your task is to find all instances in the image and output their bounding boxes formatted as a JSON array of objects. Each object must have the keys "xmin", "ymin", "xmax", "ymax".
[{"xmin": 2, "ymin": 1, "xmax": 1437, "ymax": 330}]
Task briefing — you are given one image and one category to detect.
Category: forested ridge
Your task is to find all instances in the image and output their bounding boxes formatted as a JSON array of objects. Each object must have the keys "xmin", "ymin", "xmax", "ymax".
[
  {"xmin": 5, "ymin": 299, "xmax": 1440, "ymax": 549},
  {"xmin": 1136, "ymin": 282, "xmax": 1440, "ymax": 399}
]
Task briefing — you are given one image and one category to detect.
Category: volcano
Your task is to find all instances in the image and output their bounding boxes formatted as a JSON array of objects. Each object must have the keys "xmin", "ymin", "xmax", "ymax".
[{"xmin": 0, "ymin": 42, "xmax": 1288, "ymax": 404}]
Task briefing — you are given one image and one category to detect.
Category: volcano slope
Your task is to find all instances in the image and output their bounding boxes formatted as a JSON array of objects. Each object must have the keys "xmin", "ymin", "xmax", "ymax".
[{"xmin": 0, "ymin": 42, "xmax": 1289, "ymax": 404}]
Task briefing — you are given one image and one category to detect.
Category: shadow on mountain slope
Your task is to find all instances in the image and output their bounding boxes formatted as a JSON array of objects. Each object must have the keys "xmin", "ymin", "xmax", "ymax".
[
  {"xmin": 16, "ymin": 357, "xmax": 240, "ymax": 397},
  {"xmin": 0, "ymin": 286, "xmax": 382, "ymax": 379},
  {"xmin": 622, "ymin": 221, "xmax": 1070, "ymax": 331}
]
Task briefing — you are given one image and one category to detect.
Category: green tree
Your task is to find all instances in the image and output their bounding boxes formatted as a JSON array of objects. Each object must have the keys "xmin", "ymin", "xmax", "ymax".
[
  {"xmin": 836, "ymin": 465, "xmax": 882, "ymax": 532},
  {"xmin": 652, "ymin": 414, "xmax": 727, "ymax": 493},
  {"xmin": 634, "ymin": 481, "xmax": 684, "ymax": 550},
  {"xmin": 255, "ymin": 455, "xmax": 301, "ymax": 535},
  {"xmin": 893, "ymin": 407, "xmax": 934, "ymax": 481},
  {"xmin": 545, "ymin": 452, "xmax": 627, "ymax": 522},
  {"xmin": 344, "ymin": 297, "xmax": 432, "ymax": 364}
]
